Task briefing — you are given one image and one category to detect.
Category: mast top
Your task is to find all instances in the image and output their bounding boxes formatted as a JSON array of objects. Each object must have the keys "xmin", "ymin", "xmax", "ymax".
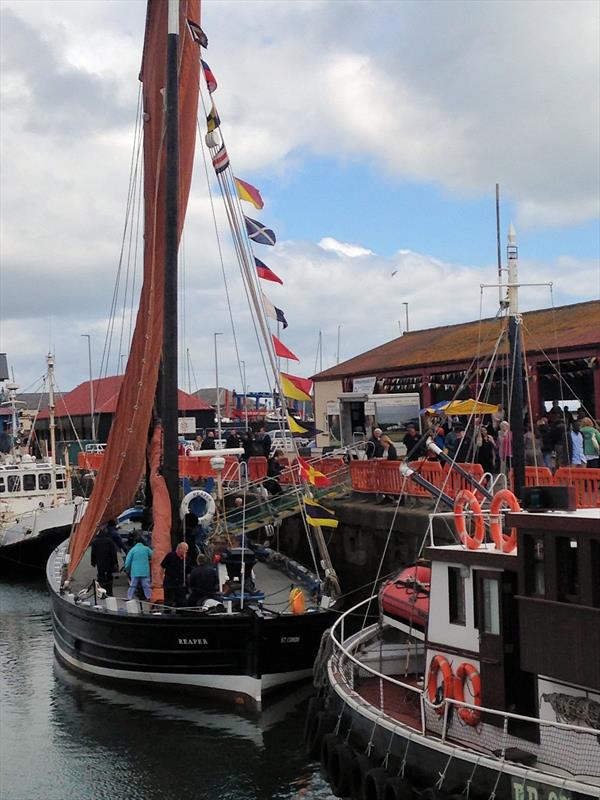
[{"xmin": 507, "ymin": 222, "xmax": 519, "ymax": 316}]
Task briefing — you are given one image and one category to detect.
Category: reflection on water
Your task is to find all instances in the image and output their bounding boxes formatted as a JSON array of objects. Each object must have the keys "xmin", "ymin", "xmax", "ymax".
[{"xmin": 0, "ymin": 575, "xmax": 334, "ymax": 800}]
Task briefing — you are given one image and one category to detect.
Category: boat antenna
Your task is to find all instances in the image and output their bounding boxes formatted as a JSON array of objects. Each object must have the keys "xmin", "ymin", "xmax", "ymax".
[
  {"xmin": 162, "ymin": 0, "xmax": 181, "ymax": 544},
  {"xmin": 507, "ymin": 223, "xmax": 525, "ymax": 498}
]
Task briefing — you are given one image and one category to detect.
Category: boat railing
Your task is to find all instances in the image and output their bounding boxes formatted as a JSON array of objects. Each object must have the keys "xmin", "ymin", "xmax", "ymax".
[{"xmin": 329, "ymin": 595, "xmax": 600, "ymax": 779}]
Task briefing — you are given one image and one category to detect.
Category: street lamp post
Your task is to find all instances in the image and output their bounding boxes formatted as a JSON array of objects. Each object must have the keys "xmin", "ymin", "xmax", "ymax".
[
  {"xmin": 81, "ymin": 334, "xmax": 96, "ymax": 441},
  {"xmin": 402, "ymin": 302, "xmax": 410, "ymax": 332},
  {"xmin": 214, "ymin": 333, "xmax": 223, "ymax": 443}
]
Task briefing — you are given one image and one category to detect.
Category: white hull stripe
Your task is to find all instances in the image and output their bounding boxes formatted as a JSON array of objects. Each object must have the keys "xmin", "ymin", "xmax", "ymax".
[{"xmin": 55, "ymin": 641, "xmax": 312, "ymax": 706}]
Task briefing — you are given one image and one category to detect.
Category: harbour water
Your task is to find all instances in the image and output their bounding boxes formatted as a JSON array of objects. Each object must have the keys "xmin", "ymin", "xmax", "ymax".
[{"xmin": 0, "ymin": 574, "xmax": 334, "ymax": 800}]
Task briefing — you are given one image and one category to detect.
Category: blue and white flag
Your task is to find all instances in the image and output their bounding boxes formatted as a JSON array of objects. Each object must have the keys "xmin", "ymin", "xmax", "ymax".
[{"xmin": 245, "ymin": 216, "xmax": 276, "ymax": 246}]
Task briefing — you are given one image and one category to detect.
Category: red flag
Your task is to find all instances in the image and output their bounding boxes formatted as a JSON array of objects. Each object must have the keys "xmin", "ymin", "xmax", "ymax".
[
  {"xmin": 255, "ymin": 257, "xmax": 283, "ymax": 285},
  {"xmin": 272, "ymin": 335, "xmax": 299, "ymax": 361},
  {"xmin": 281, "ymin": 371, "xmax": 312, "ymax": 397}
]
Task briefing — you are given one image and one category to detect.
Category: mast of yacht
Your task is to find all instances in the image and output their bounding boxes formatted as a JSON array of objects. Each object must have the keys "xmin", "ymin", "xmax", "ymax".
[
  {"xmin": 507, "ymin": 224, "xmax": 525, "ymax": 498},
  {"xmin": 162, "ymin": 0, "xmax": 181, "ymax": 544}
]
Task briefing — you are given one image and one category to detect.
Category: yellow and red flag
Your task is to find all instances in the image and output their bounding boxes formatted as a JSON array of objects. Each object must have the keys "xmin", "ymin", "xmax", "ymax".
[
  {"xmin": 235, "ymin": 177, "xmax": 264, "ymax": 209},
  {"xmin": 298, "ymin": 456, "xmax": 331, "ymax": 488}
]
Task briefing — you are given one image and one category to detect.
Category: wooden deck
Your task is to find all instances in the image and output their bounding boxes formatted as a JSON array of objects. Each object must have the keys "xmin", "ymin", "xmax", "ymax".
[{"xmin": 355, "ymin": 674, "xmax": 423, "ymax": 730}]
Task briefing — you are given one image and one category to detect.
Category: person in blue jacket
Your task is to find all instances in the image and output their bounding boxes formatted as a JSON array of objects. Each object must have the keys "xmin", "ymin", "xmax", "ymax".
[{"xmin": 124, "ymin": 535, "xmax": 153, "ymax": 600}]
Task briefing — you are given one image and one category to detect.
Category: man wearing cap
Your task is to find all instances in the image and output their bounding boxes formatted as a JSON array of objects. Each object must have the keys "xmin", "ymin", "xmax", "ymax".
[{"xmin": 366, "ymin": 428, "xmax": 384, "ymax": 459}]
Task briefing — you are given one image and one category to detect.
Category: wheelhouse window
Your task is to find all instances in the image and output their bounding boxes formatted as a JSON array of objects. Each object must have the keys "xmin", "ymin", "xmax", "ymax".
[
  {"xmin": 482, "ymin": 578, "xmax": 500, "ymax": 634},
  {"xmin": 23, "ymin": 474, "xmax": 36, "ymax": 491},
  {"xmin": 38, "ymin": 473, "xmax": 51, "ymax": 490},
  {"xmin": 0, "ymin": 477, "xmax": 4, "ymax": 493},
  {"xmin": 556, "ymin": 536, "xmax": 579, "ymax": 604},
  {"xmin": 448, "ymin": 566, "xmax": 466, "ymax": 625},
  {"xmin": 524, "ymin": 534, "xmax": 545, "ymax": 597},
  {"xmin": 55, "ymin": 473, "xmax": 66, "ymax": 489},
  {"xmin": 7, "ymin": 475, "xmax": 21, "ymax": 492}
]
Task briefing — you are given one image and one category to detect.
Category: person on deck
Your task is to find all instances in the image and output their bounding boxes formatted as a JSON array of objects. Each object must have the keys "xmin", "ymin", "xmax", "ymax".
[
  {"xmin": 160, "ymin": 542, "xmax": 191, "ymax": 609},
  {"xmin": 366, "ymin": 428, "xmax": 383, "ymax": 459},
  {"xmin": 187, "ymin": 554, "xmax": 219, "ymax": 607},
  {"xmin": 105, "ymin": 519, "xmax": 126, "ymax": 555},
  {"xmin": 91, "ymin": 528, "xmax": 118, "ymax": 596},
  {"xmin": 124, "ymin": 536, "xmax": 153, "ymax": 601},
  {"xmin": 265, "ymin": 449, "xmax": 285, "ymax": 495},
  {"xmin": 201, "ymin": 431, "xmax": 216, "ymax": 450}
]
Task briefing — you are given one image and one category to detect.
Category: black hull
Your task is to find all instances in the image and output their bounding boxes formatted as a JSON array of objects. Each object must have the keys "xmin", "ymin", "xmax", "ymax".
[
  {"xmin": 0, "ymin": 525, "xmax": 71, "ymax": 573},
  {"xmin": 322, "ymin": 690, "xmax": 598, "ymax": 800},
  {"xmin": 48, "ymin": 564, "xmax": 335, "ymax": 709}
]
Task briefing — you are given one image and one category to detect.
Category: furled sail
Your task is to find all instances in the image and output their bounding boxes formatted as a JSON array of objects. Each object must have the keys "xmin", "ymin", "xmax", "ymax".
[{"xmin": 69, "ymin": 0, "xmax": 200, "ymax": 574}]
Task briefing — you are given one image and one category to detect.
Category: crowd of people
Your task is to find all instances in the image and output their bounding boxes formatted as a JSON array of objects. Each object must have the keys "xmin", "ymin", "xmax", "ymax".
[
  {"xmin": 183, "ymin": 426, "xmax": 273, "ymax": 460},
  {"xmin": 365, "ymin": 401, "xmax": 600, "ymax": 475}
]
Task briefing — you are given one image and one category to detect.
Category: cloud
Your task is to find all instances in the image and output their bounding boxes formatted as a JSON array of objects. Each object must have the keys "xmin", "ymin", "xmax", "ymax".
[{"xmin": 318, "ymin": 237, "xmax": 374, "ymax": 258}]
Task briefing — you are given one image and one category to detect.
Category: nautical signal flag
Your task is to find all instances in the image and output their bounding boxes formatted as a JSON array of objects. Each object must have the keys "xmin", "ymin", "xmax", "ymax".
[
  {"xmin": 262, "ymin": 292, "xmax": 288, "ymax": 329},
  {"xmin": 235, "ymin": 178, "xmax": 264, "ymax": 210},
  {"xmin": 304, "ymin": 496, "xmax": 338, "ymax": 528},
  {"xmin": 206, "ymin": 103, "xmax": 221, "ymax": 133},
  {"xmin": 287, "ymin": 414, "xmax": 310, "ymax": 435},
  {"xmin": 255, "ymin": 258, "xmax": 282, "ymax": 285},
  {"xmin": 245, "ymin": 216, "xmax": 276, "ymax": 246},
  {"xmin": 280, "ymin": 372, "xmax": 312, "ymax": 402},
  {"xmin": 201, "ymin": 60, "xmax": 217, "ymax": 93},
  {"xmin": 298, "ymin": 457, "xmax": 332, "ymax": 488},
  {"xmin": 272, "ymin": 335, "xmax": 298, "ymax": 361},
  {"xmin": 212, "ymin": 145, "xmax": 230, "ymax": 174},
  {"xmin": 187, "ymin": 19, "xmax": 208, "ymax": 47}
]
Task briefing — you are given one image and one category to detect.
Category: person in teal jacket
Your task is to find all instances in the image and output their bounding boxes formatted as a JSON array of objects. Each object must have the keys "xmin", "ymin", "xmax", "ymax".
[{"xmin": 124, "ymin": 536, "xmax": 153, "ymax": 600}]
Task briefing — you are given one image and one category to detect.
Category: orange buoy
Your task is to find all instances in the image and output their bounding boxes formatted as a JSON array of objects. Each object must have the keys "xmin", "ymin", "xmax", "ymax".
[
  {"xmin": 427, "ymin": 654, "xmax": 454, "ymax": 715},
  {"xmin": 454, "ymin": 662, "xmax": 481, "ymax": 726},
  {"xmin": 489, "ymin": 489, "xmax": 520, "ymax": 553},
  {"xmin": 454, "ymin": 489, "xmax": 485, "ymax": 549},
  {"xmin": 289, "ymin": 587, "xmax": 305, "ymax": 614}
]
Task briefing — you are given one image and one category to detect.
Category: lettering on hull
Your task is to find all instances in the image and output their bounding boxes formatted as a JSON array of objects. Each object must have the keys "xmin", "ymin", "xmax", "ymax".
[
  {"xmin": 178, "ymin": 638, "xmax": 208, "ymax": 645},
  {"xmin": 511, "ymin": 778, "xmax": 571, "ymax": 800},
  {"xmin": 280, "ymin": 637, "xmax": 300, "ymax": 644}
]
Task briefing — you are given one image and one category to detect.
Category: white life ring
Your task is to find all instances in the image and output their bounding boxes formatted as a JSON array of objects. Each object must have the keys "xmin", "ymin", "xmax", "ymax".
[{"xmin": 179, "ymin": 489, "xmax": 216, "ymax": 525}]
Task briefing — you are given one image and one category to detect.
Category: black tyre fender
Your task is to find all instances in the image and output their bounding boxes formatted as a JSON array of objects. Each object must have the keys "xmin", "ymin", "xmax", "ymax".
[
  {"xmin": 305, "ymin": 710, "xmax": 337, "ymax": 759},
  {"xmin": 329, "ymin": 741, "xmax": 355, "ymax": 798},
  {"xmin": 320, "ymin": 732, "xmax": 341, "ymax": 782},
  {"xmin": 419, "ymin": 789, "xmax": 448, "ymax": 800},
  {"xmin": 383, "ymin": 776, "xmax": 414, "ymax": 800},
  {"xmin": 350, "ymin": 753, "xmax": 374, "ymax": 800},
  {"xmin": 363, "ymin": 767, "xmax": 390, "ymax": 800},
  {"xmin": 302, "ymin": 695, "xmax": 322, "ymax": 745}
]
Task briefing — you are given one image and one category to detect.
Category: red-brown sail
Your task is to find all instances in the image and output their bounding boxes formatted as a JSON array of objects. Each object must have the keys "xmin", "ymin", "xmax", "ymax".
[{"xmin": 69, "ymin": 0, "xmax": 200, "ymax": 574}]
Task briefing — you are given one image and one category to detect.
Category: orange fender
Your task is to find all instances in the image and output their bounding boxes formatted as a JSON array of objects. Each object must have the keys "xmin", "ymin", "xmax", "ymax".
[
  {"xmin": 427, "ymin": 654, "xmax": 454, "ymax": 715},
  {"xmin": 454, "ymin": 662, "xmax": 481, "ymax": 726},
  {"xmin": 490, "ymin": 489, "xmax": 520, "ymax": 553},
  {"xmin": 454, "ymin": 489, "xmax": 485, "ymax": 549}
]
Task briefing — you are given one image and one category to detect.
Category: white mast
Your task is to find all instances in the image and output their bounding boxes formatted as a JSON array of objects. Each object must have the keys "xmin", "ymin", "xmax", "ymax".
[{"xmin": 47, "ymin": 353, "xmax": 57, "ymax": 465}]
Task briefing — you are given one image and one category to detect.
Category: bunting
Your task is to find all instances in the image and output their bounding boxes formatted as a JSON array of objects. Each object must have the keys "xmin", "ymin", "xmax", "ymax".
[
  {"xmin": 201, "ymin": 60, "xmax": 217, "ymax": 93},
  {"xmin": 206, "ymin": 103, "xmax": 221, "ymax": 133},
  {"xmin": 287, "ymin": 414, "xmax": 309, "ymax": 434},
  {"xmin": 273, "ymin": 335, "xmax": 298, "ymax": 361},
  {"xmin": 255, "ymin": 257, "xmax": 282, "ymax": 285},
  {"xmin": 187, "ymin": 19, "xmax": 208, "ymax": 47},
  {"xmin": 298, "ymin": 457, "xmax": 331, "ymax": 488},
  {"xmin": 245, "ymin": 215, "xmax": 276, "ymax": 246},
  {"xmin": 235, "ymin": 177, "xmax": 264, "ymax": 210},
  {"xmin": 304, "ymin": 496, "xmax": 338, "ymax": 528},
  {"xmin": 262, "ymin": 292, "xmax": 288, "ymax": 329},
  {"xmin": 212, "ymin": 145, "xmax": 229, "ymax": 174},
  {"xmin": 280, "ymin": 372, "xmax": 312, "ymax": 402},
  {"xmin": 281, "ymin": 371, "xmax": 312, "ymax": 397}
]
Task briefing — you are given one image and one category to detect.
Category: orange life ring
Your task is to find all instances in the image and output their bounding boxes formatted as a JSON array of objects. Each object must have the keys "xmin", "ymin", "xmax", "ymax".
[
  {"xmin": 454, "ymin": 489, "xmax": 485, "ymax": 549},
  {"xmin": 454, "ymin": 662, "xmax": 481, "ymax": 726},
  {"xmin": 489, "ymin": 489, "xmax": 520, "ymax": 553},
  {"xmin": 427, "ymin": 654, "xmax": 454, "ymax": 715}
]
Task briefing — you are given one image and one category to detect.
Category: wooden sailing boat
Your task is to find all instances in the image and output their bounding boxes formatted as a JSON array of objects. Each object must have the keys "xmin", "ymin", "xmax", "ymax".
[{"xmin": 47, "ymin": 0, "xmax": 339, "ymax": 709}]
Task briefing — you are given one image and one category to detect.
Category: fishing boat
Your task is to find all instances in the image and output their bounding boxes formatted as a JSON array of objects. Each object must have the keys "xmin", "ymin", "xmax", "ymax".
[
  {"xmin": 47, "ymin": 0, "xmax": 340, "ymax": 709},
  {"xmin": 1, "ymin": 355, "xmax": 86, "ymax": 569},
  {"xmin": 308, "ymin": 229, "xmax": 600, "ymax": 798}
]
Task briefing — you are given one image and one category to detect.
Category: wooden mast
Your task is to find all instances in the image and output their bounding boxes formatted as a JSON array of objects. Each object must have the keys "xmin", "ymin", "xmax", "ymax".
[
  {"xmin": 507, "ymin": 224, "xmax": 525, "ymax": 499},
  {"xmin": 162, "ymin": 0, "xmax": 181, "ymax": 545}
]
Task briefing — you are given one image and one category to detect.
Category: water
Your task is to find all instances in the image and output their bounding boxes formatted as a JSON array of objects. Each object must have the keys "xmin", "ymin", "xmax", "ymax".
[{"xmin": 0, "ymin": 574, "xmax": 335, "ymax": 800}]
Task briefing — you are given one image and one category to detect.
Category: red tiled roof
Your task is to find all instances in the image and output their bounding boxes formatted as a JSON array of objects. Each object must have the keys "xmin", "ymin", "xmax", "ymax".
[
  {"xmin": 313, "ymin": 301, "xmax": 600, "ymax": 381},
  {"xmin": 37, "ymin": 375, "xmax": 213, "ymax": 419}
]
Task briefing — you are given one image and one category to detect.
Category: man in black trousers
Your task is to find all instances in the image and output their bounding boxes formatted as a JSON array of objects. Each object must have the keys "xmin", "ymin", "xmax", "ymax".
[{"xmin": 91, "ymin": 528, "xmax": 119, "ymax": 596}]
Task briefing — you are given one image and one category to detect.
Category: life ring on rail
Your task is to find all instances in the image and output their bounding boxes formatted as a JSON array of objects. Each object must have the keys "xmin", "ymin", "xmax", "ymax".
[
  {"xmin": 454, "ymin": 662, "xmax": 481, "ymax": 726},
  {"xmin": 453, "ymin": 489, "xmax": 485, "ymax": 550},
  {"xmin": 427, "ymin": 654, "xmax": 454, "ymax": 715},
  {"xmin": 489, "ymin": 489, "xmax": 520, "ymax": 553},
  {"xmin": 179, "ymin": 489, "xmax": 216, "ymax": 525}
]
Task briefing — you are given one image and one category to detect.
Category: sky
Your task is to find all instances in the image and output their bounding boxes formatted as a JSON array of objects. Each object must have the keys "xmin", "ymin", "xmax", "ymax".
[{"xmin": 1, "ymin": 0, "xmax": 599, "ymax": 399}]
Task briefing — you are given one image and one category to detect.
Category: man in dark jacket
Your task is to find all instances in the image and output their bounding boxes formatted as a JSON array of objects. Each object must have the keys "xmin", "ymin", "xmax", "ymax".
[
  {"xmin": 201, "ymin": 431, "xmax": 216, "ymax": 450},
  {"xmin": 160, "ymin": 542, "xmax": 191, "ymax": 609},
  {"xmin": 402, "ymin": 424, "xmax": 421, "ymax": 458},
  {"xmin": 188, "ymin": 554, "xmax": 219, "ymax": 606},
  {"xmin": 257, "ymin": 426, "xmax": 272, "ymax": 458},
  {"xmin": 105, "ymin": 519, "xmax": 126, "ymax": 554},
  {"xmin": 91, "ymin": 528, "xmax": 118, "ymax": 596},
  {"xmin": 225, "ymin": 430, "xmax": 240, "ymax": 449}
]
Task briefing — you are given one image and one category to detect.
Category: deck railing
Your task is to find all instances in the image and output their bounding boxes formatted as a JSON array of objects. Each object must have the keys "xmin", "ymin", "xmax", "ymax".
[
  {"xmin": 348, "ymin": 460, "xmax": 600, "ymax": 508},
  {"xmin": 328, "ymin": 596, "xmax": 600, "ymax": 780}
]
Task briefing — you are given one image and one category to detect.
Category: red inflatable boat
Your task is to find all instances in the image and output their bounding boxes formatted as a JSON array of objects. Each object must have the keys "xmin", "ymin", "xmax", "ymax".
[{"xmin": 380, "ymin": 565, "xmax": 431, "ymax": 628}]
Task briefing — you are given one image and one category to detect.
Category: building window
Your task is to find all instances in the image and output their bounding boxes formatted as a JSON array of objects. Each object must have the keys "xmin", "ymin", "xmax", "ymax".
[
  {"xmin": 38, "ymin": 473, "xmax": 51, "ymax": 490},
  {"xmin": 482, "ymin": 578, "xmax": 500, "ymax": 634},
  {"xmin": 556, "ymin": 536, "xmax": 579, "ymax": 603},
  {"xmin": 524, "ymin": 534, "xmax": 545, "ymax": 596},
  {"xmin": 448, "ymin": 566, "xmax": 466, "ymax": 625}
]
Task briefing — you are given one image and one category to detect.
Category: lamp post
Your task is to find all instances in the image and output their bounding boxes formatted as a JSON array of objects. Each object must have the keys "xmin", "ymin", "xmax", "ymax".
[
  {"xmin": 240, "ymin": 359, "xmax": 248, "ymax": 431},
  {"xmin": 402, "ymin": 302, "xmax": 410, "ymax": 332},
  {"xmin": 81, "ymin": 334, "xmax": 96, "ymax": 442},
  {"xmin": 214, "ymin": 333, "xmax": 223, "ymax": 443}
]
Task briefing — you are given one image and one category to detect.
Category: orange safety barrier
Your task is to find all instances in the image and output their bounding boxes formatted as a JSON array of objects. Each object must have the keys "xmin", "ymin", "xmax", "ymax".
[
  {"xmin": 554, "ymin": 467, "xmax": 600, "ymax": 509},
  {"xmin": 444, "ymin": 463, "xmax": 485, "ymax": 500},
  {"xmin": 179, "ymin": 455, "xmax": 239, "ymax": 479},
  {"xmin": 279, "ymin": 458, "xmax": 299, "ymax": 485},
  {"xmin": 377, "ymin": 460, "xmax": 412, "ymax": 495},
  {"xmin": 247, "ymin": 456, "xmax": 268, "ymax": 482},
  {"xmin": 524, "ymin": 466, "xmax": 555, "ymax": 486},
  {"xmin": 313, "ymin": 457, "xmax": 346, "ymax": 476},
  {"xmin": 408, "ymin": 461, "xmax": 447, "ymax": 496},
  {"xmin": 349, "ymin": 460, "xmax": 378, "ymax": 492}
]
